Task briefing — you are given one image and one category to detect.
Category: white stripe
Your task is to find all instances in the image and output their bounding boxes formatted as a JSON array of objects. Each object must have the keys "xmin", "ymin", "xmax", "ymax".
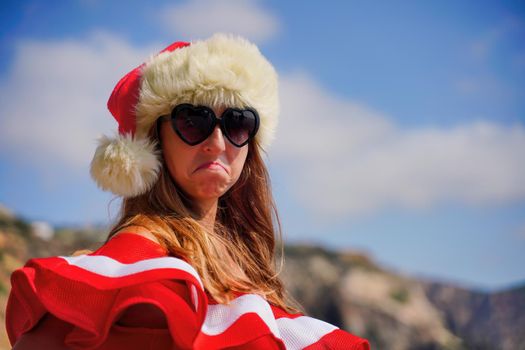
[
  {"xmin": 201, "ymin": 294, "xmax": 280, "ymax": 337},
  {"xmin": 60, "ymin": 255, "xmax": 338, "ymax": 348},
  {"xmin": 59, "ymin": 255, "xmax": 203, "ymax": 288},
  {"xmin": 277, "ymin": 316, "xmax": 338, "ymax": 350},
  {"xmin": 201, "ymin": 294, "xmax": 338, "ymax": 349}
]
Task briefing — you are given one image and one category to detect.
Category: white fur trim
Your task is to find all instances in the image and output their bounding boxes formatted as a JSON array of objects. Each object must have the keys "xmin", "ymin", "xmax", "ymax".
[
  {"xmin": 90, "ymin": 134, "xmax": 161, "ymax": 197},
  {"xmin": 135, "ymin": 33, "xmax": 279, "ymax": 150}
]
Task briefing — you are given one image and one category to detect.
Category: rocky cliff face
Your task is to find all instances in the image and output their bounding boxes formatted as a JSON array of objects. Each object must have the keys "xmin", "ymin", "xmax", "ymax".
[
  {"xmin": 281, "ymin": 246, "xmax": 463, "ymax": 350},
  {"xmin": 1, "ymin": 209, "xmax": 524, "ymax": 350},
  {"xmin": 422, "ymin": 281, "xmax": 525, "ymax": 349},
  {"xmin": 281, "ymin": 245, "xmax": 525, "ymax": 350}
]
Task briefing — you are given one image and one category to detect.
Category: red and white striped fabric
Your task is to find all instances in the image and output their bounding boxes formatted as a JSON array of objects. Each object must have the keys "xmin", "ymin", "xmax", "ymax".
[{"xmin": 6, "ymin": 233, "xmax": 370, "ymax": 349}]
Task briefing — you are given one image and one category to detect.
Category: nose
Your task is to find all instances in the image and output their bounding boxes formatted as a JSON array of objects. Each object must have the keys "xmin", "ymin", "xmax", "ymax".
[{"xmin": 202, "ymin": 125, "xmax": 226, "ymax": 154}]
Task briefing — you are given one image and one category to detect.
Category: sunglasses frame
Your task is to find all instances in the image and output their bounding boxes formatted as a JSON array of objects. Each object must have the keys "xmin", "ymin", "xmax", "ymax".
[{"xmin": 157, "ymin": 103, "xmax": 260, "ymax": 147}]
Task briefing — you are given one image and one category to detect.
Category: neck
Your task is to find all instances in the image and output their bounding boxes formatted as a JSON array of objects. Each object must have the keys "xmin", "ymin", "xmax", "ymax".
[{"xmin": 194, "ymin": 199, "xmax": 218, "ymax": 234}]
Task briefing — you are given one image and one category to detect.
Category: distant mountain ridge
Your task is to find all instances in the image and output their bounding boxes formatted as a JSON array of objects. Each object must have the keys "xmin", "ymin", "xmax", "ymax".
[
  {"xmin": 1, "ymin": 207, "xmax": 523, "ymax": 350},
  {"xmin": 422, "ymin": 280, "xmax": 525, "ymax": 349},
  {"xmin": 281, "ymin": 246, "xmax": 525, "ymax": 349}
]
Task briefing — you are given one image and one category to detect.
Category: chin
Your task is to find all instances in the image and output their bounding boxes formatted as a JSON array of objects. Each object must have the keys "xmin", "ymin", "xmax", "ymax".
[{"xmin": 194, "ymin": 187, "xmax": 230, "ymax": 201}]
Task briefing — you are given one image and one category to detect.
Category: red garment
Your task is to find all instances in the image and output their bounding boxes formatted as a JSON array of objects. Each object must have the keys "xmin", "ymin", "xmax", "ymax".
[{"xmin": 6, "ymin": 233, "xmax": 370, "ymax": 349}]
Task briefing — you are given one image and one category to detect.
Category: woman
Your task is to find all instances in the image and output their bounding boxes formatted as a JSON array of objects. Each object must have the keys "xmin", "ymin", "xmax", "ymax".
[{"xmin": 7, "ymin": 34, "xmax": 370, "ymax": 349}]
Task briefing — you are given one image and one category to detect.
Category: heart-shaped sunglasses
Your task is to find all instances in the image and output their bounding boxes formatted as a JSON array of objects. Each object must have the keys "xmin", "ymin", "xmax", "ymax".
[{"xmin": 157, "ymin": 104, "xmax": 260, "ymax": 147}]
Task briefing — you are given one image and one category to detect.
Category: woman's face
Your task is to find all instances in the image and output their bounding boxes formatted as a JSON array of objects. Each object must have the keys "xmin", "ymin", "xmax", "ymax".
[{"xmin": 159, "ymin": 106, "xmax": 249, "ymax": 207}]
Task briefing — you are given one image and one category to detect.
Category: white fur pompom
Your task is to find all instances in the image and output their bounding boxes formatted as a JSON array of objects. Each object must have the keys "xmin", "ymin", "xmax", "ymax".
[{"xmin": 90, "ymin": 134, "xmax": 161, "ymax": 197}]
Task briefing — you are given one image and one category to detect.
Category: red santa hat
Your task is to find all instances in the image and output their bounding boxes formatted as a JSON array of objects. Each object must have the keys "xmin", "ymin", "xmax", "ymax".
[{"xmin": 90, "ymin": 33, "xmax": 279, "ymax": 197}]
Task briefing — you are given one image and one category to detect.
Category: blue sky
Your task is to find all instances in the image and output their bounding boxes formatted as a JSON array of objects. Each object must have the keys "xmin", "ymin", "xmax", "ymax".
[{"xmin": 1, "ymin": 0, "xmax": 524, "ymax": 291}]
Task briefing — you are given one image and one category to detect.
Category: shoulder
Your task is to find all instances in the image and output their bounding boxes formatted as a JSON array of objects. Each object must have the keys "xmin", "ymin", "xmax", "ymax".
[
  {"xmin": 112, "ymin": 225, "xmax": 161, "ymax": 245},
  {"xmin": 7, "ymin": 226, "xmax": 205, "ymax": 349},
  {"xmin": 95, "ymin": 227, "xmax": 168, "ymax": 262}
]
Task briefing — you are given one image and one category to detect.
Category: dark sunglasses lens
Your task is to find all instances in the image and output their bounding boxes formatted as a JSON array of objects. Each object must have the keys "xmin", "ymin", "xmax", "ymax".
[
  {"xmin": 223, "ymin": 109, "xmax": 257, "ymax": 146},
  {"xmin": 173, "ymin": 106, "xmax": 214, "ymax": 144}
]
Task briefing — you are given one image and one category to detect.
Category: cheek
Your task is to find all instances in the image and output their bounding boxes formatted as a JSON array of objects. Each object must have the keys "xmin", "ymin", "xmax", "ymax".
[
  {"xmin": 160, "ymin": 127, "xmax": 194, "ymax": 183},
  {"xmin": 229, "ymin": 147, "xmax": 249, "ymax": 182},
  {"xmin": 163, "ymin": 153, "xmax": 181, "ymax": 183},
  {"xmin": 164, "ymin": 149, "xmax": 193, "ymax": 184}
]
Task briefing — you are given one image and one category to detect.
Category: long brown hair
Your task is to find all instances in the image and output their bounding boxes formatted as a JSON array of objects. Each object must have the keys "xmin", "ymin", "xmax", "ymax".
[{"xmin": 107, "ymin": 125, "xmax": 297, "ymax": 312}]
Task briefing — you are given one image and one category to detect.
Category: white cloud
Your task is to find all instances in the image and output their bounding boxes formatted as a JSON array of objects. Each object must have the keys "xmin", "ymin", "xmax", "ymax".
[
  {"xmin": 2, "ymin": 33, "xmax": 523, "ymax": 221},
  {"xmin": 0, "ymin": 32, "xmax": 157, "ymax": 170},
  {"xmin": 272, "ymin": 72, "xmax": 525, "ymax": 218},
  {"xmin": 158, "ymin": 0, "xmax": 280, "ymax": 44}
]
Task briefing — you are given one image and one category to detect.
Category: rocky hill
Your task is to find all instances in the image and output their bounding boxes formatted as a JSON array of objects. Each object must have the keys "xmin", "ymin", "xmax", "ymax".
[
  {"xmin": 421, "ymin": 281, "xmax": 525, "ymax": 349},
  {"xmin": 1, "ymin": 207, "xmax": 524, "ymax": 349},
  {"xmin": 282, "ymin": 245, "xmax": 525, "ymax": 349}
]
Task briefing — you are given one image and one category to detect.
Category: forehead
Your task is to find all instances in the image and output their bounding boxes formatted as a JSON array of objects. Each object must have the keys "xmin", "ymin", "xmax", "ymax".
[{"xmin": 212, "ymin": 105, "xmax": 227, "ymax": 115}]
